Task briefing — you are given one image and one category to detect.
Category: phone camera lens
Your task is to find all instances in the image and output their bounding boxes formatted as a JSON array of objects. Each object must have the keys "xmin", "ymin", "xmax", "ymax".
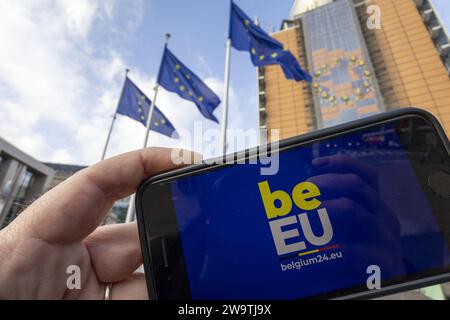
[{"xmin": 428, "ymin": 171, "xmax": 450, "ymax": 198}]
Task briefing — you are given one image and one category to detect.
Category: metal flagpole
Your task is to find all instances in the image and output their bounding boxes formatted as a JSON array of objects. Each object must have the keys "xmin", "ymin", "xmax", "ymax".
[
  {"xmin": 221, "ymin": 38, "xmax": 232, "ymax": 156},
  {"xmin": 125, "ymin": 34, "xmax": 171, "ymax": 223},
  {"xmin": 101, "ymin": 69, "xmax": 130, "ymax": 161},
  {"xmin": 220, "ymin": 1, "xmax": 234, "ymax": 156}
]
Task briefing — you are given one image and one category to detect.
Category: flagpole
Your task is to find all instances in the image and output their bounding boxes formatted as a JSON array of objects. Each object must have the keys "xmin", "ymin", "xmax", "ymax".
[
  {"xmin": 125, "ymin": 34, "xmax": 171, "ymax": 224},
  {"xmin": 221, "ymin": 38, "xmax": 232, "ymax": 156},
  {"xmin": 101, "ymin": 69, "xmax": 130, "ymax": 161},
  {"xmin": 221, "ymin": 1, "xmax": 234, "ymax": 156}
]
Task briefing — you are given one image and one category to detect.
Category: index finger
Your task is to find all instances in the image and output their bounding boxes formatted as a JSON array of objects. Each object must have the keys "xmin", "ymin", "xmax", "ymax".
[{"xmin": 11, "ymin": 148, "xmax": 200, "ymax": 244}]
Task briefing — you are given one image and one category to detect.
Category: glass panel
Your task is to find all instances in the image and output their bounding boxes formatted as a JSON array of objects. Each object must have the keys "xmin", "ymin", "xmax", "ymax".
[
  {"xmin": 2, "ymin": 170, "xmax": 34, "ymax": 227},
  {"xmin": 303, "ymin": 0, "xmax": 384, "ymax": 129}
]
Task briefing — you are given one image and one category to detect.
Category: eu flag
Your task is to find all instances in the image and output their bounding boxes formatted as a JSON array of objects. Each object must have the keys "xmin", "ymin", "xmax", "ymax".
[
  {"xmin": 117, "ymin": 77, "xmax": 178, "ymax": 139},
  {"xmin": 158, "ymin": 48, "xmax": 221, "ymax": 123},
  {"xmin": 229, "ymin": 1, "xmax": 312, "ymax": 82}
]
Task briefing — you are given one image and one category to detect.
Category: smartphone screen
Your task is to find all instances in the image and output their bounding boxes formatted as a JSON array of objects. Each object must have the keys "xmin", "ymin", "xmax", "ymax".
[{"xmin": 139, "ymin": 113, "xmax": 450, "ymax": 300}]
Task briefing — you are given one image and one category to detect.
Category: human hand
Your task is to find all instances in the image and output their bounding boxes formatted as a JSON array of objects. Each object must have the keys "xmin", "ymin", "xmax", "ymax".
[{"xmin": 0, "ymin": 147, "xmax": 197, "ymax": 299}]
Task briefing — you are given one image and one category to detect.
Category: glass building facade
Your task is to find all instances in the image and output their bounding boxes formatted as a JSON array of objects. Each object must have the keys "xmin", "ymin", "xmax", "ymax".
[
  {"xmin": 259, "ymin": 0, "xmax": 450, "ymax": 141},
  {"xmin": 303, "ymin": 0, "xmax": 384, "ymax": 128},
  {"xmin": 2, "ymin": 170, "xmax": 34, "ymax": 227},
  {"xmin": 0, "ymin": 137, "xmax": 55, "ymax": 229}
]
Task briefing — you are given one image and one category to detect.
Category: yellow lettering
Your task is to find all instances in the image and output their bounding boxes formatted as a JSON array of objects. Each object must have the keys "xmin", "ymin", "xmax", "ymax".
[
  {"xmin": 258, "ymin": 181, "xmax": 292, "ymax": 220},
  {"xmin": 259, "ymin": 181, "xmax": 322, "ymax": 219},
  {"xmin": 292, "ymin": 182, "xmax": 321, "ymax": 211}
]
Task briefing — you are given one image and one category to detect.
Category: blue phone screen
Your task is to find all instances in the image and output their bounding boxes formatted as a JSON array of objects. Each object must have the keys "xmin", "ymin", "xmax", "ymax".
[{"xmin": 170, "ymin": 124, "xmax": 450, "ymax": 299}]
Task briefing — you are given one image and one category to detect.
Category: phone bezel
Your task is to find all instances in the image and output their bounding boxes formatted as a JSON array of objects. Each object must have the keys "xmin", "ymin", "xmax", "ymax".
[{"xmin": 136, "ymin": 107, "xmax": 450, "ymax": 300}]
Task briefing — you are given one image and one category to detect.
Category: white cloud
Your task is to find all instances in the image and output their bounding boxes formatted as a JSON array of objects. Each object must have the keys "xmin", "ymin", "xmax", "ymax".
[
  {"xmin": 0, "ymin": 0, "xmax": 144, "ymax": 165},
  {"xmin": 196, "ymin": 55, "xmax": 214, "ymax": 78},
  {"xmin": 56, "ymin": 0, "xmax": 99, "ymax": 39},
  {"xmin": 50, "ymin": 148, "xmax": 73, "ymax": 164},
  {"xmin": 0, "ymin": 0, "xmax": 252, "ymax": 166}
]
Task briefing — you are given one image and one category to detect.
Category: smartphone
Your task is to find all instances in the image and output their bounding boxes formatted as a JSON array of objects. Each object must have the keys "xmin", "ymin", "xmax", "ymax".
[{"xmin": 136, "ymin": 108, "xmax": 450, "ymax": 300}]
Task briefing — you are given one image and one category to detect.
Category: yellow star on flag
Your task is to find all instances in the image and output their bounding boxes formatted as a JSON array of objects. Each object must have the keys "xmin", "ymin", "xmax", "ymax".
[
  {"xmin": 179, "ymin": 85, "xmax": 185, "ymax": 91},
  {"xmin": 198, "ymin": 96, "xmax": 204, "ymax": 102}
]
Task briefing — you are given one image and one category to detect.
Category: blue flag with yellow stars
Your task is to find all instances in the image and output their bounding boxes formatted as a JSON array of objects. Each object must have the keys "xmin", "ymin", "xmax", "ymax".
[
  {"xmin": 229, "ymin": 1, "xmax": 312, "ymax": 82},
  {"xmin": 158, "ymin": 48, "xmax": 221, "ymax": 123},
  {"xmin": 117, "ymin": 77, "xmax": 178, "ymax": 139}
]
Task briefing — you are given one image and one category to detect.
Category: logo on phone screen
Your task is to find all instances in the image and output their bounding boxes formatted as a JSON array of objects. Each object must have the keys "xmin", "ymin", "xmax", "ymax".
[{"xmin": 258, "ymin": 180, "xmax": 338, "ymax": 264}]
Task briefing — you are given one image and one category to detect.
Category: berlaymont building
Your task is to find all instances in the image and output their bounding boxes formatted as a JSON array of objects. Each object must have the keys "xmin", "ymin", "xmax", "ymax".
[{"xmin": 258, "ymin": 0, "xmax": 450, "ymax": 142}]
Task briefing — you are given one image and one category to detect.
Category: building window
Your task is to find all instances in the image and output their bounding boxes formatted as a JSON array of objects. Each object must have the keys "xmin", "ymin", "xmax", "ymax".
[{"xmin": 2, "ymin": 170, "xmax": 34, "ymax": 227}]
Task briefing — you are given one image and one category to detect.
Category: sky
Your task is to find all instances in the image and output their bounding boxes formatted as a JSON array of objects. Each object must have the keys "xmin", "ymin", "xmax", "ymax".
[{"xmin": 0, "ymin": 0, "xmax": 449, "ymax": 165}]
